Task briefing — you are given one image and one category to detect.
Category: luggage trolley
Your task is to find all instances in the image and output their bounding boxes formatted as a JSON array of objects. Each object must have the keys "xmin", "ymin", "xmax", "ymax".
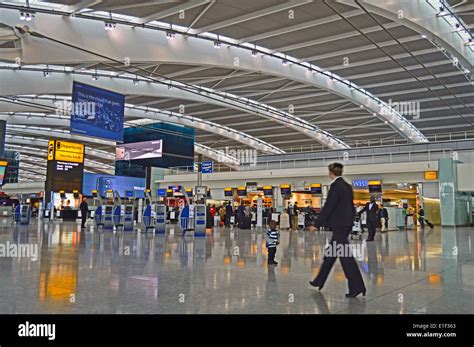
[{"xmin": 350, "ymin": 214, "xmax": 363, "ymax": 240}]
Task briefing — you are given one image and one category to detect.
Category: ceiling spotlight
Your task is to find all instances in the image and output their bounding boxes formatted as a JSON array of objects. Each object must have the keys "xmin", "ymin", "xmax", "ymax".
[
  {"xmin": 455, "ymin": 23, "xmax": 460, "ymax": 30},
  {"xmin": 384, "ymin": 120, "xmax": 388, "ymax": 124},
  {"xmin": 439, "ymin": 6, "xmax": 445, "ymax": 15},
  {"xmin": 92, "ymin": 74, "xmax": 99, "ymax": 81},
  {"xmin": 282, "ymin": 58, "xmax": 288, "ymax": 66},
  {"xmin": 133, "ymin": 78, "xmax": 139, "ymax": 85},
  {"xmin": 214, "ymin": 40, "xmax": 221, "ymax": 49},
  {"xmin": 421, "ymin": 34, "xmax": 427, "ymax": 39},
  {"xmin": 19, "ymin": 12, "xmax": 25, "ymax": 20},
  {"xmin": 251, "ymin": 50, "xmax": 258, "ymax": 57},
  {"xmin": 373, "ymin": 112, "xmax": 377, "ymax": 116},
  {"xmin": 43, "ymin": 70, "xmax": 51, "ymax": 77},
  {"xmin": 359, "ymin": 105, "xmax": 363, "ymax": 109},
  {"xmin": 104, "ymin": 22, "xmax": 116, "ymax": 31},
  {"xmin": 166, "ymin": 31, "xmax": 175, "ymax": 39}
]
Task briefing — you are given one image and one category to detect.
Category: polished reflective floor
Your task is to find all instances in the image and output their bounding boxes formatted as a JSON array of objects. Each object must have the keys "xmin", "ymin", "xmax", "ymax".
[{"xmin": 0, "ymin": 219, "xmax": 473, "ymax": 314}]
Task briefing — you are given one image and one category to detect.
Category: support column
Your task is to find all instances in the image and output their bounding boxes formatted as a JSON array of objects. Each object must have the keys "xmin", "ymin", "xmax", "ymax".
[{"xmin": 438, "ymin": 158, "xmax": 469, "ymax": 226}]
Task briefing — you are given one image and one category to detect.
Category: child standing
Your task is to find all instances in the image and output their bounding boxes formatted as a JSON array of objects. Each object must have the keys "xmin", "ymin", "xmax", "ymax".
[{"xmin": 266, "ymin": 220, "xmax": 280, "ymax": 266}]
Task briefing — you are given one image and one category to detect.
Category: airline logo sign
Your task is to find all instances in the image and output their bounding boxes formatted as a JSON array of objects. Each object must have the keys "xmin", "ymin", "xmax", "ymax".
[{"xmin": 50, "ymin": 140, "xmax": 85, "ymax": 163}]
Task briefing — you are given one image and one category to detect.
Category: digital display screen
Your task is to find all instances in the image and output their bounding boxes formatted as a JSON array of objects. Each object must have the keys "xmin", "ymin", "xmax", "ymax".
[
  {"xmin": 70, "ymin": 81, "xmax": 125, "ymax": 142},
  {"xmin": 52, "ymin": 192, "xmax": 79, "ymax": 210},
  {"xmin": 263, "ymin": 186, "xmax": 273, "ymax": 196},
  {"xmin": 237, "ymin": 188, "xmax": 247, "ymax": 197},
  {"xmin": 82, "ymin": 173, "xmax": 146, "ymax": 198},
  {"xmin": 368, "ymin": 184, "xmax": 382, "ymax": 193},
  {"xmin": 310, "ymin": 184, "xmax": 322, "ymax": 195},
  {"xmin": 157, "ymin": 189, "xmax": 167, "ymax": 197},
  {"xmin": 224, "ymin": 189, "xmax": 233, "ymax": 197},
  {"xmin": 281, "ymin": 188, "xmax": 291, "ymax": 196},
  {"xmin": 116, "ymin": 140, "xmax": 163, "ymax": 160},
  {"xmin": 0, "ymin": 164, "xmax": 7, "ymax": 186},
  {"xmin": 45, "ymin": 140, "xmax": 85, "ymax": 194},
  {"xmin": 368, "ymin": 181, "xmax": 382, "ymax": 194},
  {"xmin": 125, "ymin": 190, "xmax": 134, "ymax": 198}
]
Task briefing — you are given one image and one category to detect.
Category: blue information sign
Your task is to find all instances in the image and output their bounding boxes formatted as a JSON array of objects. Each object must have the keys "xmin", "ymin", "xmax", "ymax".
[
  {"xmin": 352, "ymin": 180, "xmax": 369, "ymax": 188},
  {"xmin": 201, "ymin": 161, "xmax": 213, "ymax": 174},
  {"xmin": 70, "ymin": 82, "xmax": 125, "ymax": 142}
]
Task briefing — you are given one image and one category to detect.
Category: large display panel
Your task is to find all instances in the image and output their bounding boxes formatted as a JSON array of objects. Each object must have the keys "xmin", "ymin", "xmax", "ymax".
[
  {"xmin": 116, "ymin": 140, "xmax": 162, "ymax": 160},
  {"xmin": 70, "ymin": 81, "xmax": 125, "ymax": 142},
  {"xmin": 0, "ymin": 161, "xmax": 8, "ymax": 186},
  {"xmin": 46, "ymin": 140, "xmax": 85, "ymax": 194},
  {"xmin": 82, "ymin": 173, "xmax": 146, "ymax": 198}
]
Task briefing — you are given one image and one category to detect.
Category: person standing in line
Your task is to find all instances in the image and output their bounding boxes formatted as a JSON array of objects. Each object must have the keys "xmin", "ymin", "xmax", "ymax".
[
  {"xmin": 225, "ymin": 202, "xmax": 233, "ymax": 227},
  {"xmin": 79, "ymin": 197, "xmax": 89, "ymax": 229},
  {"xmin": 418, "ymin": 205, "xmax": 425, "ymax": 228},
  {"xmin": 309, "ymin": 163, "xmax": 366, "ymax": 297},
  {"xmin": 266, "ymin": 220, "xmax": 280, "ymax": 266},
  {"xmin": 378, "ymin": 203, "xmax": 389, "ymax": 231},
  {"xmin": 359, "ymin": 196, "xmax": 379, "ymax": 242},
  {"xmin": 292, "ymin": 202, "xmax": 299, "ymax": 229}
]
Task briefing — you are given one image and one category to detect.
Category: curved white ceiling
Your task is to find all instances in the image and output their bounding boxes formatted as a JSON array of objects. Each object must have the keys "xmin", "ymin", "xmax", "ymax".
[{"xmin": 0, "ymin": 7, "xmax": 427, "ymax": 144}]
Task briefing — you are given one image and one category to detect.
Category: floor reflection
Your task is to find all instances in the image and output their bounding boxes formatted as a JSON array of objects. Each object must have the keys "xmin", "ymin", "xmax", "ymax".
[{"xmin": 0, "ymin": 220, "xmax": 472, "ymax": 314}]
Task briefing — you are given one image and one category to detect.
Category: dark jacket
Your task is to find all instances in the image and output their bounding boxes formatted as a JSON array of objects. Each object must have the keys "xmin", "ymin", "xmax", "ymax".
[
  {"xmin": 315, "ymin": 177, "xmax": 355, "ymax": 228},
  {"xmin": 225, "ymin": 204, "xmax": 233, "ymax": 216},
  {"xmin": 360, "ymin": 202, "xmax": 379, "ymax": 222},
  {"xmin": 378, "ymin": 207, "xmax": 389, "ymax": 219},
  {"xmin": 79, "ymin": 201, "xmax": 88, "ymax": 213}
]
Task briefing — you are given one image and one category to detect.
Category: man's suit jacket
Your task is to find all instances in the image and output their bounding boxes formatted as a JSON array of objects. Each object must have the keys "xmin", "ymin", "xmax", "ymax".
[
  {"xmin": 360, "ymin": 202, "xmax": 379, "ymax": 222},
  {"xmin": 315, "ymin": 177, "xmax": 355, "ymax": 228}
]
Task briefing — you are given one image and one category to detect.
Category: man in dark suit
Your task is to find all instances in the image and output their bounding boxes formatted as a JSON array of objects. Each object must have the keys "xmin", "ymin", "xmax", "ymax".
[
  {"xmin": 225, "ymin": 203, "xmax": 233, "ymax": 227},
  {"xmin": 359, "ymin": 196, "xmax": 379, "ymax": 241},
  {"xmin": 309, "ymin": 163, "xmax": 366, "ymax": 297}
]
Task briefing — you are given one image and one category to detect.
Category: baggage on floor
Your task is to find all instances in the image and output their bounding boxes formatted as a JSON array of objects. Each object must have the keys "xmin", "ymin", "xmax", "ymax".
[{"xmin": 241, "ymin": 216, "xmax": 251, "ymax": 229}]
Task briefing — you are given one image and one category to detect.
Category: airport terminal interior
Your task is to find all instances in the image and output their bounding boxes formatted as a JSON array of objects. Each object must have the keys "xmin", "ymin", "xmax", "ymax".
[{"xmin": 0, "ymin": 0, "xmax": 473, "ymax": 315}]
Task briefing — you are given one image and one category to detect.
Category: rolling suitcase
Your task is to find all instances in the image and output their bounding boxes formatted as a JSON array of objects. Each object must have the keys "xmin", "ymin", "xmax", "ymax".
[{"xmin": 242, "ymin": 216, "xmax": 251, "ymax": 229}]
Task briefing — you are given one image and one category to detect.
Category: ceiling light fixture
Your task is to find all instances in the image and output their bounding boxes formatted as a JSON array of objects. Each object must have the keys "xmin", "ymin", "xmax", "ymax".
[
  {"xmin": 104, "ymin": 22, "xmax": 116, "ymax": 31},
  {"xmin": 214, "ymin": 40, "xmax": 221, "ymax": 49}
]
